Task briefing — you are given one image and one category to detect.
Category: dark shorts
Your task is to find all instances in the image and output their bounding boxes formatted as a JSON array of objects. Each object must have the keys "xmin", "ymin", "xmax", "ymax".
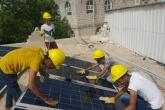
[
  {"xmin": 0, "ymin": 71, "xmax": 21, "ymax": 108},
  {"xmin": 119, "ymin": 95, "xmax": 161, "ymax": 110}
]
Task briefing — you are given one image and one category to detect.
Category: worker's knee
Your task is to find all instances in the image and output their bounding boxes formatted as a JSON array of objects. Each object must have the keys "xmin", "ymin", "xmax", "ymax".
[{"xmin": 118, "ymin": 95, "xmax": 130, "ymax": 106}]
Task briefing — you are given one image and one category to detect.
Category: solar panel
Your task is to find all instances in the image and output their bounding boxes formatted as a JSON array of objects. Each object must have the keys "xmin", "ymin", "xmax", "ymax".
[
  {"xmin": 48, "ymin": 57, "xmax": 114, "ymax": 88},
  {"xmin": 0, "ymin": 46, "xmax": 18, "ymax": 56},
  {"xmin": 64, "ymin": 57, "xmax": 93, "ymax": 69},
  {"xmin": 16, "ymin": 76, "xmax": 116, "ymax": 110},
  {"xmin": 48, "ymin": 57, "xmax": 114, "ymax": 89},
  {"xmin": 0, "ymin": 74, "xmax": 6, "ymax": 94},
  {"xmin": 51, "ymin": 66, "xmax": 114, "ymax": 89},
  {"xmin": 11, "ymin": 106, "xmax": 35, "ymax": 110}
]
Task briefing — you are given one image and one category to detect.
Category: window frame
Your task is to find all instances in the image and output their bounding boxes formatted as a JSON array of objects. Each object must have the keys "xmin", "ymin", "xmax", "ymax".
[
  {"xmin": 105, "ymin": 0, "xmax": 112, "ymax": 12},
  {"xmin": 86, "ymin": 0, "xmax": 93, "ymax": 13},
  {"xmin": 65, "ymin": 1, "xmax": 72, "ymax": 15}
]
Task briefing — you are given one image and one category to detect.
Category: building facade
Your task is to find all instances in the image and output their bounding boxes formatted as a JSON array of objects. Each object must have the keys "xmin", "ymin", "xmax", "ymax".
[
  {"xmin": 55, "ymin": 0, "xmax": 163, "ymax": 37},
  {"xmin": 55, "ymin": 0, "xmax": 107, "ymax": 37}
]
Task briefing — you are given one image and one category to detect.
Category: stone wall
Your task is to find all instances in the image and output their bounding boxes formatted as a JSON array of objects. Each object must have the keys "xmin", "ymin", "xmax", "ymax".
[{"xmin": 55, "ymin": 0, "xmax": 105, "ymax": 37}]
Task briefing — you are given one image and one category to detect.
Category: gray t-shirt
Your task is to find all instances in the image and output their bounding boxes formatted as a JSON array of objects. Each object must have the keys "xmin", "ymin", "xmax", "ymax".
[{"xmin": 98, "ymin": 52, "xmax": 112, "ymax": 78}]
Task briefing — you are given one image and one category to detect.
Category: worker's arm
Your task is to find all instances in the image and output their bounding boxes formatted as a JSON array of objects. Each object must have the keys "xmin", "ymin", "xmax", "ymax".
[
  {"xmin": 85, "ymin": 64, "xmax": 98, "ymax": 72},
  {"xmin": 124, "ymin": 90, "xmax": 137, "ymax": 110},
  {"xmin": 28, "ymin": 68, "xmax": 58, "ymax": 106},
  {"xmin": 96, "ymin": 65, "xmax": 109, "ymax": 78},
  {"xmin": 99, "ymin": 86, "xmax": 126, "ymax": 104},
  {"xmin": 28, "ymin": 68, "xmax": 48, "ymax": 101},
  {"xmin": 77, "ymin": 64, "xmax": 98, "ymax": 75},
  {"xmin": 115, "ymin": 87, "xmax": 127, "ymax": 98}
]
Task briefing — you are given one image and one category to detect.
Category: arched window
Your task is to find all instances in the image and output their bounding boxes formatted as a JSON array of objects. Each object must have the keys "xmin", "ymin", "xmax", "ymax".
[
  {"xmin": 105, "ymin": 0, "xmax": 112, "ymax": 11},
  {"xmin": 65, "ymin": 2, "xmax": 72, "ymax": 15},
  {"xmin": 86, "ymin": 0, "xmax": 93, "ymax": 13}
]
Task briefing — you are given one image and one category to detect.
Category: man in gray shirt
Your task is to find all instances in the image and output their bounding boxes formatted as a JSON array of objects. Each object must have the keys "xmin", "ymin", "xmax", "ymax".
[{"xmin": 78, "ymin": 49, "xmax": 112, "ymax": 82}]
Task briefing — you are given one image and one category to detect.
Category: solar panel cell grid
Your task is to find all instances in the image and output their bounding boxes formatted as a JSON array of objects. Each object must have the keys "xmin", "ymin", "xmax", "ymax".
[
  {"xmin": 20, "ymin": 77, "xmax": 114, "ymax": 110},
  {"xmin": 64, "ymin": 57, "xmax": 93, "ymax": 69},
  {"xmin": 12, "ymin": 106, "xmax": 35, "ymax": 110},
  {"xmin": 0, "ymin": 46, "xmax": 18, "ymax": 56},
  {"xmin": 48, "ymin": 57, "xmax": 114, "ymax": 89},
  {"xmin": 0, "ymin": 75, "xmax": 6, "ymax": 92}
]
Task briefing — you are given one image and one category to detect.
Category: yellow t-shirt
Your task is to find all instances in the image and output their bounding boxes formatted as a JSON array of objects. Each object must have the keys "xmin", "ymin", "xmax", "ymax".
[{"xmin": 0, "ymin": 47, "xmax": 44, "ymax": 74}]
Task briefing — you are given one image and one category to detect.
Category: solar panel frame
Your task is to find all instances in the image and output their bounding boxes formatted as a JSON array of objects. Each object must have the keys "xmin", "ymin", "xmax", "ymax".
[
  {"xmin": 0, "ymin": 46, "xmax": 18, "ymax": 56},
  {"xmin": 0, "ymin": 73, "xmax": 7, "ymax": 94},
  {"xmin": 16, "ymin": 75, "xmax": 117, "ymax": 110},
  {"xmin": 11, "ymin": 106, "xmax": 36, "ymax": 110},
  {"xmin": 49, "ymin": 74, "xmax": 117, "ymax": 92},
  {"xmin": 0, "ymin": 84, "xmax": 6, "ymax": 94},
  {"xmin": 48, "ymin": 65, "xmax": 116, "ymax": 89}
]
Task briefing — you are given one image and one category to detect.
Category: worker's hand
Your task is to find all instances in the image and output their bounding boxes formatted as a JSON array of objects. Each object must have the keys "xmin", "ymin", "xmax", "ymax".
[
  {"xmin": 86, "ymin": 75, "xmax": 97, "ymax": 80},
  {"xmin": 40, "ymin": 72, "xmax": 49, "ymax": 83},
  {"xmin": 44, "ymin": 98, "xmax": 58, "ymax": 106},
  {"xmin": 77, "ymin": 70, "xmax": 86, "ymax": 75},
  {"xmin": 99, "ymin": 96, "xmax": 115, "ymax": 104}
]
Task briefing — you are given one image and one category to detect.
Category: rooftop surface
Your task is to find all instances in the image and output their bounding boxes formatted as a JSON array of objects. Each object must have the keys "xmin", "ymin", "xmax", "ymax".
[{"xmin": 0, "ymin": 37, "xmax": 165, "ymax": 110}]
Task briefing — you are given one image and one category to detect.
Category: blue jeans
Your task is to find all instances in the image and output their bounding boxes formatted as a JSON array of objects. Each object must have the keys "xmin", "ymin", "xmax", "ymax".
[
  {"xmin": 119, "ymin": 95, "xmax": 158, "ymax": 110},
  {"xmin": 0, "ymin": 72, "xmax": 21, "ymax": 108}
]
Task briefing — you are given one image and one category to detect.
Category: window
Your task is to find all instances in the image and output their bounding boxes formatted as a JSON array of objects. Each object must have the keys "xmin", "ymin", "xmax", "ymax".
[
  {"xmin": 65, "ymin": 2, "xmax": 72, "ymax": 15},
  {"xmin": 105, "ymin": 0, "xmax": 112, "ymax": 11},
  {"xmin": 86, "ymin": 0, "xmax": 93, "ymax": 13}
]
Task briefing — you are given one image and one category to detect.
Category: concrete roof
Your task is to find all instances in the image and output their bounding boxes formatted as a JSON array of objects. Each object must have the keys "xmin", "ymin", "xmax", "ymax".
[{"xmin": 0, "ymin": 36, "xmax": 165, "ymax": 109}]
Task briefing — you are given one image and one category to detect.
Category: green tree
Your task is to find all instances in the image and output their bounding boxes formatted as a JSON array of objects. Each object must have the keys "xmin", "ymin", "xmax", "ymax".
[
  {"xmin": 0, "ymin": 0, "xmax": 72, "ymax": 44},
  {"xmin": 55, "ymin": 17, "xmax": 73, "ymax": 39}
]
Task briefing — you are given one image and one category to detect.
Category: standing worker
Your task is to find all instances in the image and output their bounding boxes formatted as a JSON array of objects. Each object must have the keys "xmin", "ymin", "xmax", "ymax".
[
  {"xmin": 77, "ymin": 49, "xmax": 112, "ymax": 83},
  {"xmin": 99, "ymin": 65, "xmax": 164, "ymax": 110},
  {"xmin": 0, "ymin": 47, "xmax": 65, "ymax": 110},
  {"xmin": 41, "ymin": 12, "xmax": 58, "ymax": 49}
]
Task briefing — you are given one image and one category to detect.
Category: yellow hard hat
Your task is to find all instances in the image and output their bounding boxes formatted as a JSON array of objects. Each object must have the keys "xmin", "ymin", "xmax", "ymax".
[
  {"xmin": 43, "ymin": 12, "xmax": 52, "ymax": 19},
  {"xmin": 48, "ymin": 49, "xmax": 65, "ymax": 69},
  {"xmin": 111, "ymin": 65, "xmax": 128, "ymax": 82},
  {"xmin": 93, "ymin": 49, "xmax": 105, "ymax": 59}
]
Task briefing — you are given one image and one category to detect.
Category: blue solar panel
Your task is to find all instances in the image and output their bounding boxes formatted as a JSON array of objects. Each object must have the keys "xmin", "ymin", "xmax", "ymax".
[
  {"xmin": 49, "ymin": 65, "xmax": 114, "ymax": 89},
  {"xmin": 48, "ymin": 56, "xmax": 114, "ymax": 89},
  {"xmin": 19, "ymin": 77, "xmax": 115, "ymax": 110},
  {"xmin": 64, "ymin": 57, "xmax": 93, "ymax": 69},
  {"xmin": 0, "ymin": 46, "xmax": 18, "ymax": 56},
  {"xmin": 0, "ymin": 74, "xmax": 6, "ymax": 93}
]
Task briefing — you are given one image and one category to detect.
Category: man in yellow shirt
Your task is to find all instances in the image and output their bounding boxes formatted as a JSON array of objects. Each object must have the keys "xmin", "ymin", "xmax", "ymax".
[{"xmin": 0, "ymin": 47, "xmax": 65, "ymax": 110}]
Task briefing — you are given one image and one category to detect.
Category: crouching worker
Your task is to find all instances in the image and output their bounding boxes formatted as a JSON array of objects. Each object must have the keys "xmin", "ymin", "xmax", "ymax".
[
  {"xmin": 99, "ymin": 65, "xmax": 164, "ymax": 110},
  {"xmin": 77, "ymin": 49, "xmax": 112, "ymax": 84},
  {"xmin": 0, "ymin": 47, "xmax": 65, "ymax": 110}
]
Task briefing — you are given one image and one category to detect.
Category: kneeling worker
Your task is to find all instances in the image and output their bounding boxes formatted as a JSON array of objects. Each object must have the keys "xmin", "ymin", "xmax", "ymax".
[
  {"xmin": 78, "ymin": 49, "xmax": 112, "ymax": 83},
  {"xmin": 0, "ymin": 47, "xmax": 65, "ymax": 110},
  {"xmin": 99, "ymin": 65, "xmax": 164, "ymax": 110}
]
